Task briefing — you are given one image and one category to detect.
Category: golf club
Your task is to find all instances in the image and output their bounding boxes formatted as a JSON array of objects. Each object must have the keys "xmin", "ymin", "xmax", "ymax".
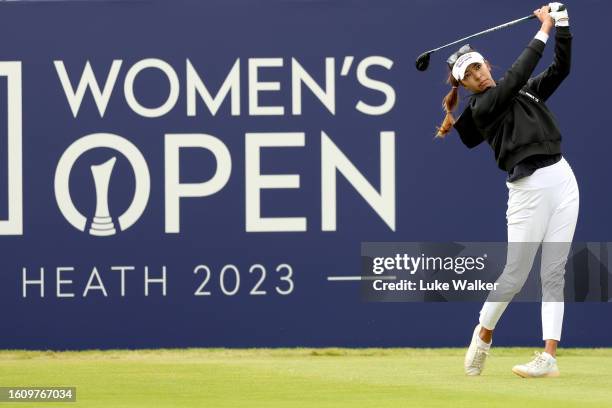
[{"xmin": 415, "ymin": 5, "xmax": 565, "ymax": 71}]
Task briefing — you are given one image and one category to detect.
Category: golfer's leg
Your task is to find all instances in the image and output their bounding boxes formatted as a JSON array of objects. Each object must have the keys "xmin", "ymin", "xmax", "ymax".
[
  {"xmin": 479, "ymin": 188, "xmax": 547, "ymax": 331},
  {"xmin": 541, "ymin": 176, "xmax": 579, "ymax": 342},
  {"xmin": 480, "ymin": 243, "xmax": 541, "ymax": 329}
]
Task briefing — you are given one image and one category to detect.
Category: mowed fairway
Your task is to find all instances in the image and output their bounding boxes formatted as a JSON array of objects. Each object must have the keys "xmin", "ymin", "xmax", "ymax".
[{"xmin": 1, "ymin": 348, "xmax": 611, "ymax": 408}]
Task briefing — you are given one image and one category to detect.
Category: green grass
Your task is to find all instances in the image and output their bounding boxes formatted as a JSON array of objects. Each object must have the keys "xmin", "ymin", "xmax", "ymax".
[{"xmin": 1, "ymin": 348, "xmax": 611, "ymax": 408}]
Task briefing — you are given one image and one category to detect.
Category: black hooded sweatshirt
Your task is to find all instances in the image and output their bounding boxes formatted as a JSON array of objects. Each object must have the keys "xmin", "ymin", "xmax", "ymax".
[{"xmin": 454, "ymin": 26, "xmax": 572, "ymax": 177}]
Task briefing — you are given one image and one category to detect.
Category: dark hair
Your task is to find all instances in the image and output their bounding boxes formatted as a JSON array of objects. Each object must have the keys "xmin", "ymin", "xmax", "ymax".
[{"xmin": 436, "ymin": 72, "xmax": 460, "ymax": 137}]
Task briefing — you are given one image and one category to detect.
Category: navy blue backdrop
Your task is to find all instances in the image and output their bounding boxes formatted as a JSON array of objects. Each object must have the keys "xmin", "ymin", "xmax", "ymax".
[{"xmin": 0, "ymin": 0, "xmax": 610, "ymax": 349}]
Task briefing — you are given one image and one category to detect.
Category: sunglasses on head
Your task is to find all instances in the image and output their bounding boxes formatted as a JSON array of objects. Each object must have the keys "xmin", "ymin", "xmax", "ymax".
[{"xmin": 447, "ymin": 44, "xmax": 473, "ymax": 66}]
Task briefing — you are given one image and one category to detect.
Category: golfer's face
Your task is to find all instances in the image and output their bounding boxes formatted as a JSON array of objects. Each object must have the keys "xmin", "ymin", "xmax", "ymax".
[{"xmin": 461, "ymin": 62, "xmax": 494, "ymax": 93}]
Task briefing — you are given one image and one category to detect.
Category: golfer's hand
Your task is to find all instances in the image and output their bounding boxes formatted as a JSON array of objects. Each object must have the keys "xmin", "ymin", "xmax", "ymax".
[
  {"xmin": 549, "ymin": 2, "xmax": 569, "ymax": 27},
  {"xmin": 534, "ymin": 5, "xmax": 554, "ymax": 34}
]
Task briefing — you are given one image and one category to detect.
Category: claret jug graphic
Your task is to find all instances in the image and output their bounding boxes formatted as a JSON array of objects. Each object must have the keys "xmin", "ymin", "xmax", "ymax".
[{"xmin": 89, "ymin": 157, "xmax": 117, "ymax": 236}]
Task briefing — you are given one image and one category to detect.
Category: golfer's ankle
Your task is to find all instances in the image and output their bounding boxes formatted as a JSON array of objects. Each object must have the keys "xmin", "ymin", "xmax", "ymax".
[
  {"xmin": 479, "ymin": 327, "xmax": 493, "ymax": 344},
  {"xmin": 543, "ymin": 346, "xmax": 557, "ymax": 358},
  {"xmin": 544, "ymin": 341, "xmax": 557, "ymax": 358}
]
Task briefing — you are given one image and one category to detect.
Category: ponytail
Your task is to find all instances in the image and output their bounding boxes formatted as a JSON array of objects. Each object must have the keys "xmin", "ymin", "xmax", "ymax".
[{"xmin": 436, "ymin": 73, "xmax": 460, "ymax": 138}]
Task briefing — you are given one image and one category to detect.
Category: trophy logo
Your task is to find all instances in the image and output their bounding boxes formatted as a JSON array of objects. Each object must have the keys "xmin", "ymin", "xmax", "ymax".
[
  {"xmin": 89, "ymin": 157, "xmax": 117, "ymax": 236},
  {"xmin": 55, "ymin": 133, "xmax": 151, "ymax": 236}
]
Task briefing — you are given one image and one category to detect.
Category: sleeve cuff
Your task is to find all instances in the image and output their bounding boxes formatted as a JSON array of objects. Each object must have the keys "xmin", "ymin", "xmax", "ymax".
[
  {"xmin": 528, "ymin": 38, "xmax": 546, "ymax": 56},
  {"xmin": 535, "ymin": 31, "xmax": 549, "ymax": 44}
]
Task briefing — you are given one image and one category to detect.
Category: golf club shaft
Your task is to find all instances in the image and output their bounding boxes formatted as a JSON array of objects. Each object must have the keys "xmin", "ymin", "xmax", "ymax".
[{"xmin": 426, "ymin": 14, "xmax": 535, "ymax": 54}]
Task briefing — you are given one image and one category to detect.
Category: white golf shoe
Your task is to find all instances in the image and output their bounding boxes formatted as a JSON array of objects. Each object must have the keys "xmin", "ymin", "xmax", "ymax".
[
  {"xmin": 512, "ymin": 352, "xmax": 560, "ymax": 378},
  {"xmin": 464, "ymin": 324, "xmax": 491, "ymax": 376}
]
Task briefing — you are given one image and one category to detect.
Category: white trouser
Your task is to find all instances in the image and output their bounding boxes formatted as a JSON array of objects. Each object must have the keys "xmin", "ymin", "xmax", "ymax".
[{"xmin": 479, "ymin": 157, "xmax": 579, "ymax": 341}]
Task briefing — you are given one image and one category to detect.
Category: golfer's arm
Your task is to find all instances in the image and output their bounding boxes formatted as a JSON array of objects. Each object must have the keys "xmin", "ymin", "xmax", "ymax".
[
  {"xmin": 472, "ymin": 37, "xmax": 545, "ymax": 122},
  {"xmin": 527, "ymin": 26, "xmax": 572, "ymax": 100}
]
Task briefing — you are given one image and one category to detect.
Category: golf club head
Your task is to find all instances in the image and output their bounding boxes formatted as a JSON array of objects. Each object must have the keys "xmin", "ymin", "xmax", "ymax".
[{"xmin": 415, "ymin": 52, "xmax": 431, "ymax": 71}]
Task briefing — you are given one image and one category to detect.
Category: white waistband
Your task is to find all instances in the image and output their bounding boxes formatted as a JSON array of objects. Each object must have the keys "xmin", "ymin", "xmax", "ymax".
[{"xmin": 506, "ymin": 157, "xmax": 574, "ymax": 190}]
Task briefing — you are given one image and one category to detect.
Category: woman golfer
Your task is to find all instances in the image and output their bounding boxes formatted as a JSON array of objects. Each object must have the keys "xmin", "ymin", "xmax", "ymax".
[{"xmin": 436, "ymin": 4, "xmax": 577, "ymax": 377}]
